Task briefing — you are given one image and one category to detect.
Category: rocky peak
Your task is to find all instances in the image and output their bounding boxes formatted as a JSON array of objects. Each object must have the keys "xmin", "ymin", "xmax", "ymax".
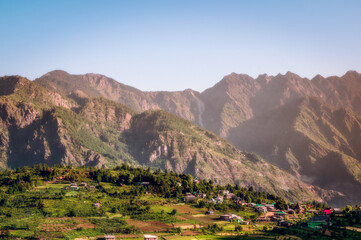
[
  {"xmin": 343, "ymin": 70, "xmax": 360, "ymax": 79},
  {"xmin": 0, "ymin": 76, "xmax": 31, "ymax": 96},
  {"xmin": 311, "ymin": 74, "xmax": 325, "ymax": 83},
  {"xmin": 256, "ymin": 73, "xmax": 272, "ymax": 85}
]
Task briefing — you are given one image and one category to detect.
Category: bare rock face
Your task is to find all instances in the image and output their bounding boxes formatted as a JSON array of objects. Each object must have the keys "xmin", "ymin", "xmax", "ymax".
[
  {"xmin": 228, "ymin": 97, "xmax": 361, "ymax": 206},
  {"xmin": 0, "ymin": 102, "xmax": 39, "ymax": 128},
  {"xmin": 33, "ymin": 70, "xmax": 361, "ymax": 205}
]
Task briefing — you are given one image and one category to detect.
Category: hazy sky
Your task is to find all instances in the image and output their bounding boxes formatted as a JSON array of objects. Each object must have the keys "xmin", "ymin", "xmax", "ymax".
[{"xmin": 1, "ymin": 0, "xmax": 361, "ymax": 91}]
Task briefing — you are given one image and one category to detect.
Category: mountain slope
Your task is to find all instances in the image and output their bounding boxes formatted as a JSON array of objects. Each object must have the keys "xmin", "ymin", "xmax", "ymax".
[
  {"xmin": 228, "ymin": 97, "xmax": 361, "ymax": 205},
  {"xmin": 36, "ymin": 70, "xmax": 361, "ymax": 138},
  {"xmin": 34, "ymin": 70, "xmax": 361, "ymax": 205},
  {"xmin": 0, "ymin": 75, "xmax": 337, "ymax": 202},
  {"xmin": 35, "ymin": 70, "xmax": 205, "ymax": 126}
]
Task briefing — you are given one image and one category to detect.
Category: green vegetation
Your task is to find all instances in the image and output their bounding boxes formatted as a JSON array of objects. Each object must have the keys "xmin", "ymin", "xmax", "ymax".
[{"xmin": 0, "ymin": 164, "xmax": 360, "ymax": 239}]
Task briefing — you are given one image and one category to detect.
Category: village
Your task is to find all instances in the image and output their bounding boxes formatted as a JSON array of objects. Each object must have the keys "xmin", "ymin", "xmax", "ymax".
[
  {"xmin": 1, "ymin": 165, "xmax": 360, "ymax": 240},
  {"xmin": 182, "ymin": 190, "xmax": 337, "ymax": 230},
  {"xmin": 59, "ymin": 180, "xmax": 348, "ymax": 240}
]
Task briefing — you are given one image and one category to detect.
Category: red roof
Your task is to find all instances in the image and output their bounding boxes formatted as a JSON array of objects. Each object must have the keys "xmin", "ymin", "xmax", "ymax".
[{"xmin": 322, "ymin": 209, "xmax": 332, "ymax": 215}]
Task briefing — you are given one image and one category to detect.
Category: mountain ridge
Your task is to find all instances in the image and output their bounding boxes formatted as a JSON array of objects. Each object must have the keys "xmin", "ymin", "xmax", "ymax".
[
  {"xmin": 0, "ymin": 75, "xmax": 338, "ymax": 203},
  {"xmin": 32, "ymin": 69, "xmax": 361, "ymax": 206}
]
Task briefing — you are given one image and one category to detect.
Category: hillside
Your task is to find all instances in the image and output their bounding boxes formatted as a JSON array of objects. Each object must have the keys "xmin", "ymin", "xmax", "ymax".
[
  {"xmin": 35, "ymin": 70, "xmax": 361, "ymax": 138},
  {"xmin": 228, "ymin": 97, "xmax": 361, "ymax": 206},
  {"xmin": 35, "ymin": 70, "xmax": 204, "ymax": 126},
  {"xmin": 0, "ymin": 75, "xmax": 333, "ymax": 202},
  {"xmin": 34, "ymin": 70, "xmax": 361, "ymax": 206},
  {"xmin": 2, "ymin": 165, "xmax": 358, "ymax": 240}
]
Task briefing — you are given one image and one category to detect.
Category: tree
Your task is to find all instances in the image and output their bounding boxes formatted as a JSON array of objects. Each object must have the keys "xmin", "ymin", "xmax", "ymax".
[
  {"xmin": 235, "ymin": 225, "xmax": 243, "ymax": 232},
  {"xmin": 345, "ymin": 205, "xmax": 352, "ymax": 213},
  {"xmin": 170, "ymin": 209, "xmax": 177, "ymax": 215},
  {"xmin": 275, "ymin": 199, "xmax": 288, "ymax": 210}
]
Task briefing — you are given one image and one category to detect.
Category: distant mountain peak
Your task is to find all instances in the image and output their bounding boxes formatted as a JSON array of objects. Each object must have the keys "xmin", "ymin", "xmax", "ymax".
[
  {"xmin": 343, "ymin": 70, "xmax": 360, "ymax": 79},
  {"xmin": 256, "ymin": 73, "xmax": 272, "ymax": 84}
]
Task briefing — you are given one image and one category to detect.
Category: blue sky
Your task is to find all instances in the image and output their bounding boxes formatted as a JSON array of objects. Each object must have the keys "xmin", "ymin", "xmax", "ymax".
[{"xmin": 1, "ymin": 0, "xmax": 361, "ymax": 91}]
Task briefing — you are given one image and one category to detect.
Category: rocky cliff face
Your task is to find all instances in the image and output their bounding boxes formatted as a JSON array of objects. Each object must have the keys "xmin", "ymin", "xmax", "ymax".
[
  {"xmin": 125, "ymin": 110, "xmax": 338, "ymax": 202},
  {"xmin": 0, "ymin": 75, "xmax": 339, "ymax": 202},
  {"xmin": 34, "ymin": 70, "xmax": 361, "ymax": 205},
  {"xmin": 36, "ymin": 70, "xmax": 361, "ymax": 137},
  {"xmin": 35, "ymin": 70, "xmax": 200, "ymax": 120},
  {"xmin": 228, "ymin": 97, "xmax": 361, "ymax": 206}
]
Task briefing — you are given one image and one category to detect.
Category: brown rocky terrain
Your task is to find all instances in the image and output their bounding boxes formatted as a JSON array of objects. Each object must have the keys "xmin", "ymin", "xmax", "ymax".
[
  {"xmin": 228, "ymin": 97, "xmax": 361, "ymax": 205},
  {"xmin": 0, "ymin": 75, "xmax": 335, "ymax": 202},
  {"xmin": 34, "ymin": 70, "xmax": 361, "ymax": 205}
]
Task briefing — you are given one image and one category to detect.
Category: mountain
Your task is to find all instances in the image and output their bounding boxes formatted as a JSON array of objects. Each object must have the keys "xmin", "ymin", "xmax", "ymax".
[
  {"xmin": 34, "ymin": 70, "xmax": 361, "ymax": 205},
  {"xmin": 0, "ymin": 75, "xmax": 335, "ymax": 202},
  {"xmin": 201, "ymin": 71, "xmax": 361, "ymax": 138},
  {"xmin": 35, "ymin": 70, "xmax": 205, "ymax": 127},
  {"xmin": 35, "ymin": 70, "xmax": 361, "ymax": 138},
  {"xmin": 228, "ymin": 97, "xmax": 361, "ymax": 206}
]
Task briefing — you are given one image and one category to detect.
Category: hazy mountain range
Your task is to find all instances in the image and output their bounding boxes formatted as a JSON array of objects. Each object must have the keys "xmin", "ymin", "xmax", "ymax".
[{"xmin": 0, "ymin": 70, "xmax": 360, "ymax": 206}]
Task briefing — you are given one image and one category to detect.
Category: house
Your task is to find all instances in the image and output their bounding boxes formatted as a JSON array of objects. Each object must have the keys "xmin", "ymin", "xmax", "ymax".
[
  {"xmin": 307, "ymin": 220, "xmax": 327, "ymax": 229},
  {"xmin": 89, "ymin": 185, "xmax": 96, "ymax": 190},
  {"xmin": 307, "ymin": 215, "xmax": 330, "ymax": 229},
  {"xmin": 224, "ymin": 193, "xmax": 235, "ymax": 199},
  {"xmin": 322, "ymin": 209, "xmax": 332, "ymax": 215},
  {"xmin": 93, "ymin": 203, "xmax": 101, "ymax": 208},
  {"xmin": 274, "ymin": 211, "xmax": 287, "ymax": 217},
  {"xmin": 196, "ymin": 193, "xmax": 207, "ymax": 198},
  {"xmin": 144, "ymin": 235, "xmax": 158, "ymax": 240},
  {"xmin": 70, "ymin": 183, "xmax": 77, "ymax": 187},
  {"xmin": 103, "ymin": 235, "xmax": 115, "ymax": 240},
  {"xmin": 234, "ymin": 199, "xmax": 246, "ymax": 205},
  {"xmin": 214, "ymin": 196, "xmax": 223, "ymax": 203},
  {"xmin": 220, "ymin": 214, "xmax": 242, "ymax": 222},
  {"xmin": 265, "ymin": 204, "xmax": 275, "ymax": 211},
  {"xmin": 69, "ymin": 186, "xmax": 79, "ymax": 190},
  {"xmin": 184, "ymin": 194, "xmax": 197, "ymax": 202},
  {"xmin": 79, "ymin": 182, "xmax": 87, "ymax": 187},
  {"xmin": 231, "ymin": 214, "xmax": 243, "ymax": 223},
  {"xmin": 257, "ymin": 206, "xmax": 268, "ymax": 213},
  {"xmin": 220, "ymin": 214, "xmax": 232, "ymax": 220},
  {"xmin": 254, "ymin": 204, "xmax": 267, "ymax": 213}
]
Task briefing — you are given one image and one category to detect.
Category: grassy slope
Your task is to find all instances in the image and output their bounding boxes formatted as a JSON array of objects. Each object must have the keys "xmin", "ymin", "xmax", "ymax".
[{"xmin": 0, "ymin": 166, "xmax": 359, "ymax": 240}]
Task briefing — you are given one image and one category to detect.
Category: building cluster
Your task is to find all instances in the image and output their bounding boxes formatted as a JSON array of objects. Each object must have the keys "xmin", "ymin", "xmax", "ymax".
[
  {"xmin": 183, "ymin": 190, "xmax": 240, "ymax": 204},
  {"xmin": 67, "ymin": 182, "xmax": 95, "ymax": 191},
  {"xmin": 220, "ymin": 213, "xmax": 249, "ymax": 224}
]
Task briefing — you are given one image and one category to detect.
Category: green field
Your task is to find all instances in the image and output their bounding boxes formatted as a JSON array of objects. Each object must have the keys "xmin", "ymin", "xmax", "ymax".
[{"xmin": 0, "ymin": 165, "xmax": 360, "ymax": 239}]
